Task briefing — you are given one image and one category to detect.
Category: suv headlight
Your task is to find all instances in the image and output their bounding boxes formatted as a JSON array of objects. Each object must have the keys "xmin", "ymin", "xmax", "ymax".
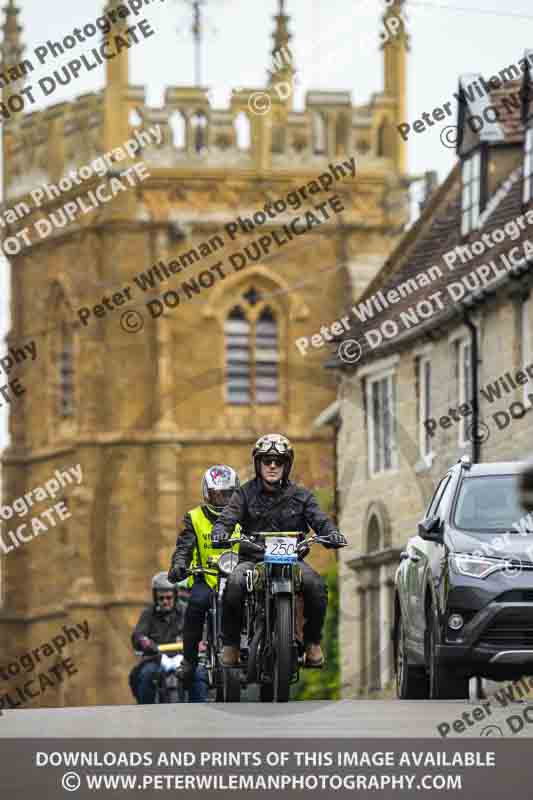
[{"xmin": 450, "ymin": 553, "xmax": 505, "ymax": 579}]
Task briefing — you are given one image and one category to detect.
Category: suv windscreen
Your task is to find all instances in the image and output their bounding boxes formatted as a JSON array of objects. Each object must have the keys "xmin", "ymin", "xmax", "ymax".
[{"xmin": 453, "ymin": 475, "xmax": 529, "ymax": 532}]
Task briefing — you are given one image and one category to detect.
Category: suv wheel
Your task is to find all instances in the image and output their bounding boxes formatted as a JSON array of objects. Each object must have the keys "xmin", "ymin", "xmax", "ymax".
[
  {"xmin": 427, "ymin": 611, "xmax": 469, "ymax": 700},
  {"xmin": 395, "ymin": 613, "xmax": 429, "ymax": 699}
]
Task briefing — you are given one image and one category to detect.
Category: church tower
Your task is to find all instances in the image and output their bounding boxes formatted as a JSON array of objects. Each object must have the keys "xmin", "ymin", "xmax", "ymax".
[
  {"xmin": 382, "ymin": 0, "xmax": 409, "ymax": 172},
  {"xmin": 0, "ymin": 0, "xmax": 409, "ymax": 707}
]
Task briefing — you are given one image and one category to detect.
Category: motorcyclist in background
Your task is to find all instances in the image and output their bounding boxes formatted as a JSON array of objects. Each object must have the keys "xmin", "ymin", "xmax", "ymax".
[
  {"xmin": 211, "ymin": 434, "xmax": 347, "ymax": 669},
  {"xmin": 129, "ymin": 572, "xmax": 208, "ymax": 703},
  {"xmin": 168, "ymin": 465, "xmax": 240, "ymax": 687}
]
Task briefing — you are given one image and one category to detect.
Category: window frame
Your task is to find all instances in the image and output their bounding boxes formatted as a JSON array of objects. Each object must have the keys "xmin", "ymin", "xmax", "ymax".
[
  {"xmin": 523, "ymin": 57, "xmax": 533, "ymax": 206},
  {"xmin": 366, "ymin": 368, "xmax": 397, "ymax": 477},
  {"xmin": 524, "ymin": 126, "xmax": 533, "ymax": 205},
  {"xmin": 224, "ymin": 295, "xmax": 280, "ymax": 406},
  {"xmin": 425, "ymin": 474, "xmax": 451, "ymax": 519},
  {"xmin": 59, "ymin": 322, "xmax": 75, "ymax": 419},
  {"xmin": 312, "ymin": 111, "xmax": 327, "ymax": 155},
  {"xmin": 224, "ymin": 306, "xmax": 252, "ymax": 405},
  {"xmin": 461, "ymin": 148, "xmax": 483, "ymax": 237}
]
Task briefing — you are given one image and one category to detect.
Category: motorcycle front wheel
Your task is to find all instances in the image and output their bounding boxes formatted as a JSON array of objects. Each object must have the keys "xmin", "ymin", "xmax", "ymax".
[
  {"xmin": 273, "ymin": 595, "xmax": 292, "ymax": 703},
  {"xmin": 166, "ymin": 688, "xmax": 179, "ymax": 703}
]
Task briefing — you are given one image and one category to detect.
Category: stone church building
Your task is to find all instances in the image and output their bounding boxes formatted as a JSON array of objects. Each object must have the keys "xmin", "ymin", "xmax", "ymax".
[{"xmin": 0, "ymin": 0, "xmax": 409, "ymax": 706}]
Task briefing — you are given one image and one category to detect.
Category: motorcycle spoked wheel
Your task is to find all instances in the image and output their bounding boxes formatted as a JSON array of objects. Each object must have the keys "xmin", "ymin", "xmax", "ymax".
[
  {"xmin": 247, "ymin": 621, "xmax": 264, "ymax": 684},
  {"xmin": 214, "ymin": 666, "xmax": 224, "ymax": 702},
  {"xmin": 272, "ymin": 595, "xmax": 292, "ymax": 703},
  {"xmin": 164, "ymin": 676, "xmax": 186, "ymax": 703}
]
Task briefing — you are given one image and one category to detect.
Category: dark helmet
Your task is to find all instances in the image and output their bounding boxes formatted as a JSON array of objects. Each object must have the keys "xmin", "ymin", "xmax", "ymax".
[
  {"xmin": 152, "ymin": 572, "xmax": 176, "ymax": 609},
  {"xmin": 252, "ymin": 433, "xmax": 294, "ymax": 482},
  {"xmin": 202, "ymin": 465, "xmax": 240, "ymax": 514}
]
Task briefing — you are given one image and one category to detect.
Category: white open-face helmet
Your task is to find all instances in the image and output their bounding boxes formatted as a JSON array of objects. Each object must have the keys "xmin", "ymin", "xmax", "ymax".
[{"xmin": 202, "ymin": 465, "xmax": 240, "ymax": 513}]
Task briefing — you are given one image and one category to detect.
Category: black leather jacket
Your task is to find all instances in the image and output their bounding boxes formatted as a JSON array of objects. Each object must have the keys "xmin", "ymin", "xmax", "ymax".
[
  {"xmin": 131, "ymin": 603, "xmax": 186, "ymax": 653},
  {"xmin": 211, "ymin": 477, "xmax": 341, "ymax": 563}
]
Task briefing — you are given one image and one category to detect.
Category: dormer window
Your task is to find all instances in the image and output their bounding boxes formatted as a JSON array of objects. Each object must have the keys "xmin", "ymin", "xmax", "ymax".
[
  {"xmin": 461, "ymin": 150, "xmax": 482, "ymax": 236},
  {"xmin": 524, "ymin": 125, "xmax": 533, "ymax": 204}
]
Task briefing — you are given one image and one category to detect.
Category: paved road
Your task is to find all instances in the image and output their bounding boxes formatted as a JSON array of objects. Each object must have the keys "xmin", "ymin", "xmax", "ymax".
[{"xmin": 1, "ymin": 698, "xmax": 531, "ymax": 738}]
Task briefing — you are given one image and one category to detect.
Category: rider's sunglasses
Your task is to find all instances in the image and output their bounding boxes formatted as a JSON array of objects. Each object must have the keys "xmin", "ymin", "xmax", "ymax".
[
  {"xmin": 260, "ymin": 456, "xmax": 285, "ymax": 467},
  {"xmin": 158, "ymin": 593, "xmax": 174, "ymax": 602}
]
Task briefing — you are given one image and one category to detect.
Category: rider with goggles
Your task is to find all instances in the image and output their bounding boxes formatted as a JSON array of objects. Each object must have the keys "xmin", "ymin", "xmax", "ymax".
[{"xmin": 212, "ymin": 433, "xmax": 347, "ymax": 668}]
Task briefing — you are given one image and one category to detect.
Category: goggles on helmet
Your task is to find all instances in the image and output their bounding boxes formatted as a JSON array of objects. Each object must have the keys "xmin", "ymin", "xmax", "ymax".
[{"xmin": 256, "ymin": 439, "xmax": 289, "ymax": 456}]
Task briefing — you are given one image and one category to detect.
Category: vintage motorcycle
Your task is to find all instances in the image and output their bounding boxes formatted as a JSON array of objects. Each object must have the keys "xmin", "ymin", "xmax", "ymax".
[
  {"xmin": 186, "ymin": 546, "xmax": 241, "ymax": 702},
  {"xmin": 226, "ymin": 532, "xmax": 338, "ymax": 703},
  {"xmin": 155, "ymin": 642, "xmax": 186, "ymax": 703}
]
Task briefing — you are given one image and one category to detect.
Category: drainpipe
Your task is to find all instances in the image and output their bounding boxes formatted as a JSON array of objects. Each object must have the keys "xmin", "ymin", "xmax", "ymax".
[
  {"xmin": 333, "ymin": 414, "xmax": 340, "ymax": 528},
  {"xmin": 463, "ymin": 311, "xmax": 480, "ymax": 463}
]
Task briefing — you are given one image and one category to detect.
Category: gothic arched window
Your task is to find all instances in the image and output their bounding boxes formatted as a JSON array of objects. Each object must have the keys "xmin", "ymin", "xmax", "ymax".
[
  {"xmin": 191, "ymin": 111, "xmax": 208, "ymax": 153},
  {"xmin": 312, "ymin": 111, "xmax": 327, "ymax": 155},
  {"xmin": 48, "ymin": 284, "xmax": 77, "ymax": 437},
  {"xmin": 255, "ymin": 307, "xmax": 279, "ymax": 403},
  {"xmin": 129, "ymin": 108, "xmax": 143, "ymax": 128},
  {"xmin": 224, "ymin": 306, "xmax": 251, "ymax": 404},
  {"xmin": 169, "ymin": 110, "xmax": 186, "ymax": 149},
  {"xmin": 367, "ymin": 514, "xmax": 381, "ymax": 553},
  {"xmin": 224, "ymin": 289, "xmax": 280, "ymax": 405},
  {"xmin": 335, "ymin": 113, "xmax": 350, "ymax": 156},
  {"xmin": 235, "ymin": 111, "xmax": 251, "ymax": 150}
]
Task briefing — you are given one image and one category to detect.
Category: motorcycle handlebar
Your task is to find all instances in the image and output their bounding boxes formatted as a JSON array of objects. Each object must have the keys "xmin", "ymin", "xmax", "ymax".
[
  {"xmin": 186, "ymin": 567, "xmax": 219, "ymax": 576},
  {"xmin": 213, "ymin": 533, "xmax": 346, "ymax": 553},
  {"xmin": 212, "ymin": 535, "xmax": 265, "ymax": 551}
]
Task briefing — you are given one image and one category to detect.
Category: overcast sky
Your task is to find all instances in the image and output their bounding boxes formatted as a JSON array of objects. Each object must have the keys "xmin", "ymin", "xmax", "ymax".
[{"xmin": 1, "ymin": 0, "xmax": 533, "ymax": 449}]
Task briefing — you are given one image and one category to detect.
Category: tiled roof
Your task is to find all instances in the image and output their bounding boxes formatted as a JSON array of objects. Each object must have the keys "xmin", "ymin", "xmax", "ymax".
[{"xmin": 330, "ymin": 156, "xmax": 529, "ymax": 368}]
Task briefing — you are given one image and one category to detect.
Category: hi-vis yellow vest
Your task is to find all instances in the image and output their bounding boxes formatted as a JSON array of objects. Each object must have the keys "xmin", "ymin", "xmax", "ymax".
[{"xmin": 188, "ymin": 506, "xmax": 240, "ymax": 590}]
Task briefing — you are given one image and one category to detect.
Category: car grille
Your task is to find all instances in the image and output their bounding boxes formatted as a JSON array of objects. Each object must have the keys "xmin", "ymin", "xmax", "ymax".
[{"xmin": 478, "ymin": 608, "xmax": 533, "ymax": 649}]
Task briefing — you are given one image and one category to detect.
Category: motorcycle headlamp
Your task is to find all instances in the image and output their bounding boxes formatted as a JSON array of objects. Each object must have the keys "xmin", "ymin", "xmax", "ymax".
[
  {"xmin": 450, "ymin": 553, "xmax": 506, "ymax": 579},
  {"xmin": 217, "ymin": 551, "xmax": 239, "ymax": 576}
]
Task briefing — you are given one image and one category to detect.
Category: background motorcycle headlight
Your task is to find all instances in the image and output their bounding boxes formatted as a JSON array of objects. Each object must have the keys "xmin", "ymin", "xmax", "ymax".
[
  {"xmin": 450, "ymin": 554, "xmax": 504, "ymax": 579},
  {"xmin": 217, "ymin": 551, "xmax": 239, "ymax": 576}
]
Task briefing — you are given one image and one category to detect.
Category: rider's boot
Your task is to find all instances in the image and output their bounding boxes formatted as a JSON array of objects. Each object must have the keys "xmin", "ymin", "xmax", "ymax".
[
  {"xmin": 221, "ymin": 645, "xmax": 240, "ymax": 666},
  {"xmin": 304, "ymin": 643, "xmax": 325, "ymax": 668}
]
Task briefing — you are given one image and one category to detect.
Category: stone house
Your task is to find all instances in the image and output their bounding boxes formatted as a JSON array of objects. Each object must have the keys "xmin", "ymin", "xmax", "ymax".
[{"xmin": 328, "ymin": 56, "xmax": 533, "ymax": 697}]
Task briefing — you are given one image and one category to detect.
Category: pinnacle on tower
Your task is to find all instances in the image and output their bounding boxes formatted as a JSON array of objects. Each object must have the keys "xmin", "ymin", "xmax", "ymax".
[
  {"xmin": 1, "ymin": 0, "xmax": 25, "ymax": 96},
  {"xmin": 268, "ymin": 0, "xmax": 295, "ymax": 89},
  {"xmin": 103, "ymin": 0, "xmax": 130, "ymax": 153},
  {"xmin": 381, "ymin": 0, "xmax": 409, "ymax": 174},
  {"xmin": 382, "ymin": 0, "xmax": 410, "ymax": 52}
]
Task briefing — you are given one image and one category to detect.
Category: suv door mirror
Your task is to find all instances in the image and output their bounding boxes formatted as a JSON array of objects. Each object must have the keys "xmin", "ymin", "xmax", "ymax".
[{"xmin": 417, "ymin": 516, "xmax": 443, "ymax": 542}]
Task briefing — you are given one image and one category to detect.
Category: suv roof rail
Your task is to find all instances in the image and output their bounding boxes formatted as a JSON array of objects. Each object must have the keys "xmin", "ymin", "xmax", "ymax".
[{"xmin": 458, "ymin": 454, "xmax": 472, "ymax": 470}]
